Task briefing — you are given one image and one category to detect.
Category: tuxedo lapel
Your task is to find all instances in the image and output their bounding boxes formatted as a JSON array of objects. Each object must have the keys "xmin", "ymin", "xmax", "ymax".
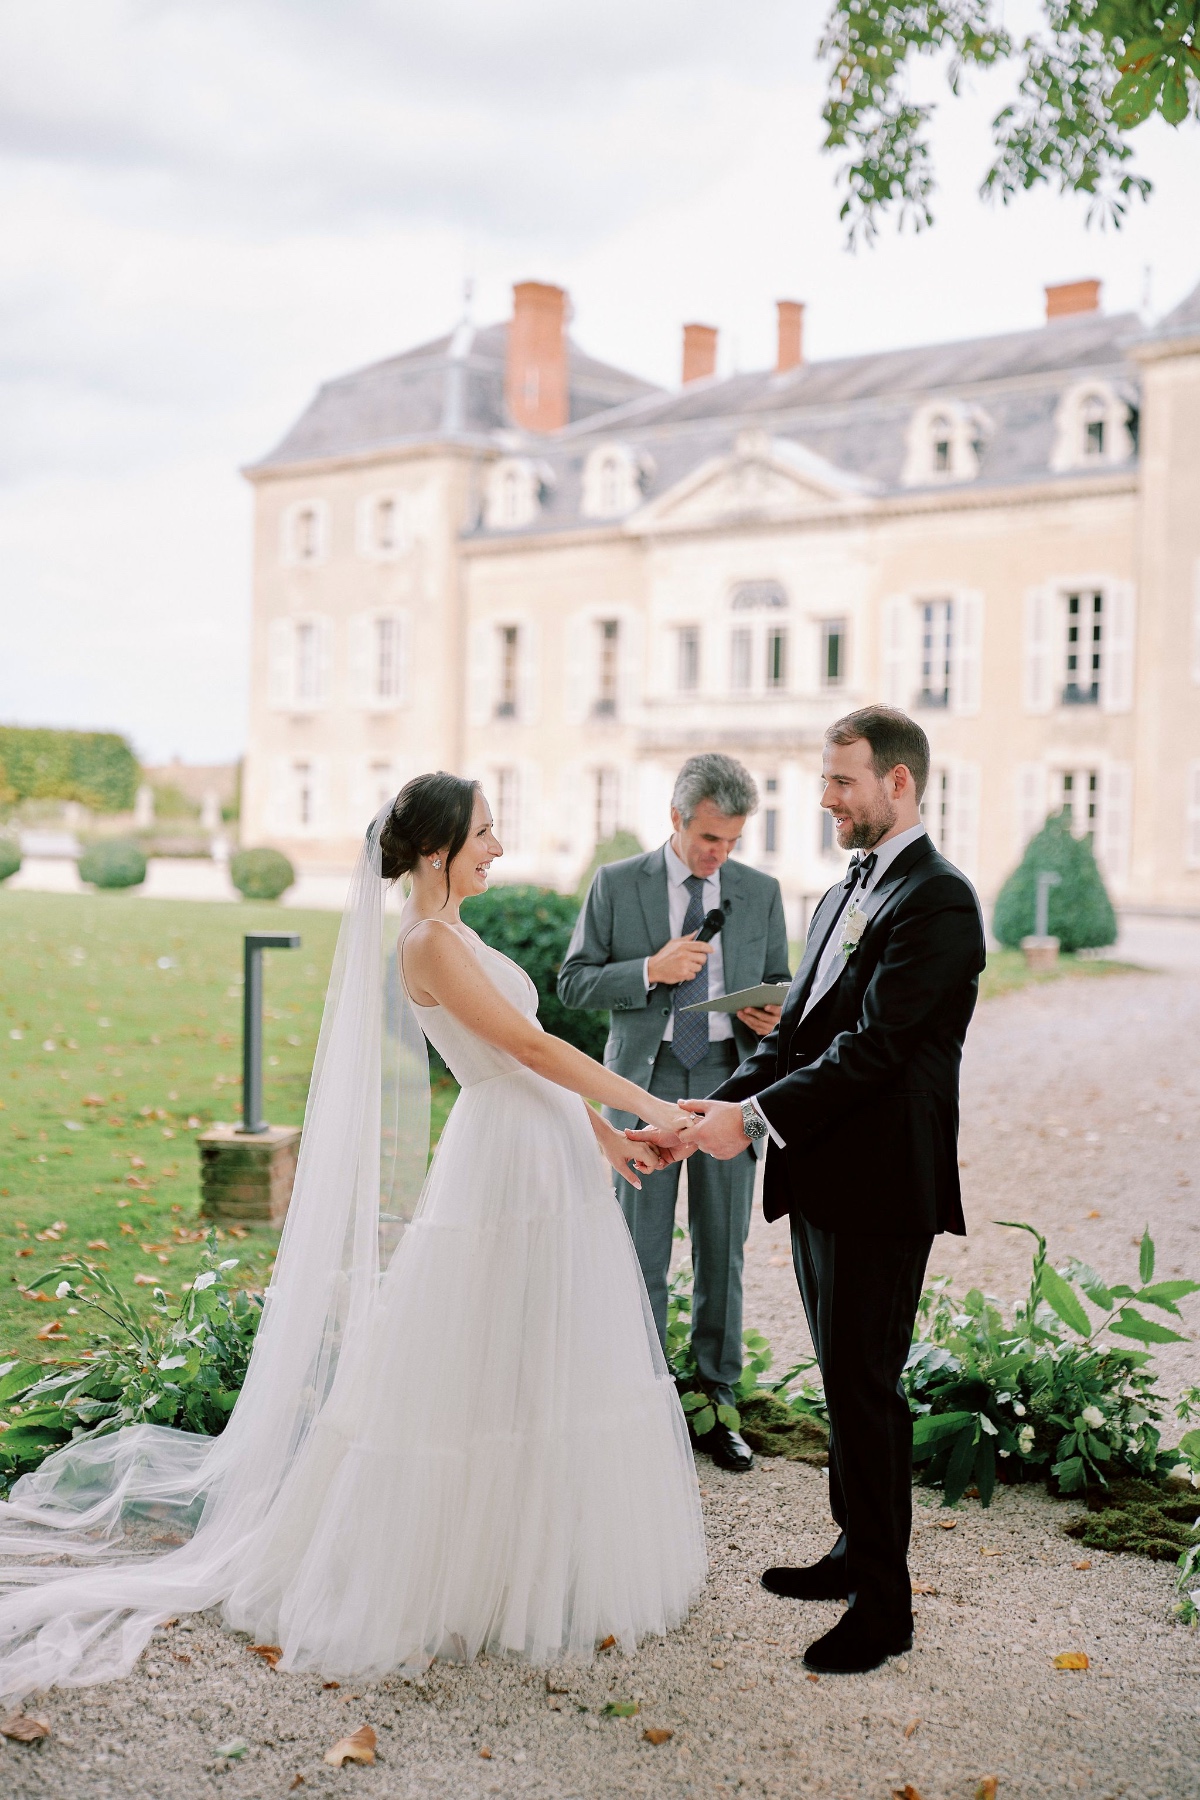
[
  {"xmin": 795, "ymin": 835, "xmax": 936, "ymax": 1026},
  {"xmin": 777, "ymin": 882, "xmax": 845, "ymax": 1053},
  {"xmin": 636, "ymin": 846, "xmax": 671, "ymax": 955}
]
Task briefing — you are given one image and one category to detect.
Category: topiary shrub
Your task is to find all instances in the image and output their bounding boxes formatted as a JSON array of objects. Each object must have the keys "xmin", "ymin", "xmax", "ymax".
[
  {"xmin": 78, "ymin": 839, "xmax": 147, "ymax": 890},
  {"xmin": 0, "ymin": 838, "xmax": 20, "ymax": 884},
  {"xmin": 230, "ymin": 846, "xmax": 295, "ymax": 901},
  {"xmin": 575, "ymin": 830, "xmax": 643, "ymax": 901},
  {"xmin": 992, "ymin": 809, "xmax": 1117, "ymax": 952},
  {"xmin": 462, "ymin": 884, "xmax": 608, "ymax": 1058}
]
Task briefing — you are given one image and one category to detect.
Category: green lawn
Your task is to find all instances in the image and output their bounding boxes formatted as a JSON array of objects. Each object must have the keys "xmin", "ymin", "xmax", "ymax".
[
  {"xmin": 977, "ymin": 946, "xmax": 1141, "ymax": 1000},
  {"xmin": 1, "ymin": 891, "xmax": 1138, "ymax": 1370}
]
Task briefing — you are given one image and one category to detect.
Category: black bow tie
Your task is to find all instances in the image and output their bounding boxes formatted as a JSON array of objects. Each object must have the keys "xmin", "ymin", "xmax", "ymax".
[{"xmin": 844, "ymin": 851, "xmax": 878, "ymax": 892}]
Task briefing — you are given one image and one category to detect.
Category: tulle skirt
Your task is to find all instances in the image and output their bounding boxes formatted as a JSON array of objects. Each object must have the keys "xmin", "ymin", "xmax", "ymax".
[{"xmin": 0, "ymin": 1070, "xmax": 705, "ymax": 1688}]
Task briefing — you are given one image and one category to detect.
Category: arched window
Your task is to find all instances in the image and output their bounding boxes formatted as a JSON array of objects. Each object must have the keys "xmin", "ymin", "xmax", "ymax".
[
  {"xmin": 901, "ymin": 402, "xmax": 987, "ymax": 486},
  {"xmin": 581, "ymin": 443, "xmax": 650, "ymax": 519},
  {"xmin": 1082, "ymin": 394, "xmax": 1107, "ymax": 459},
  {"xmin": 1050, "ymin": 381, "xmax": 1135, "ymax": 472},
  {"xmin": 930, "ymin": 417, "xmax": 953, "ymax": 475},
  {"xmin": 599, "ymin": 455, "xmax": 622, "ymax": 515},
  {"xmin": 484, "ymin": 459, "xmax": 541, "ymax": 529}
]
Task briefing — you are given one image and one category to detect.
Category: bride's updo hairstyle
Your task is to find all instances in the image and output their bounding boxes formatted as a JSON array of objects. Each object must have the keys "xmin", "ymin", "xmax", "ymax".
[{"xmin": 378, "ymin": 772, "xmax": 481, "ymax": 889}]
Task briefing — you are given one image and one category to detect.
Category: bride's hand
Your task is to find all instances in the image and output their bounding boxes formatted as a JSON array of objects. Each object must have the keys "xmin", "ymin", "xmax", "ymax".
[
  {"xmin": 595, "ymin": 1118, "xmax": 663, "ymax": 1189},
  {"xmin": 643, "ymin": 1097, "xmax": 692, "ymax": 1135}
]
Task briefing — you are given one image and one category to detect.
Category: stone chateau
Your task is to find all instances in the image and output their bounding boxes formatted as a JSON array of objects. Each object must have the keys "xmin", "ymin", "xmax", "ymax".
[{"xmin": 242, "ymin": 274, "xmax": 1200, "ymax": 926}]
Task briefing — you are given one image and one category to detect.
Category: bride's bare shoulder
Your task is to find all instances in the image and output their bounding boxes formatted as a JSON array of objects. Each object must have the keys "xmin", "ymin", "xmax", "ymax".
[{"xmin": 400, "ymin": 917, "xmax": 474, "ymax": 966}]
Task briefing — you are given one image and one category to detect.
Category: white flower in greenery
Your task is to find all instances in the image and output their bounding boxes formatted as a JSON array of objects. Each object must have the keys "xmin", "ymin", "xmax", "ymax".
[
  {"xmin": 1012, "ymin": 1400, "xmax": 1027, "ymax": 1417},
  {"xmin": 1017, "ymin": 1425, "xmax": 1036, "ymax": 1455},
  {"xmin": 1082, "ymin": 1405, "xmax": 1105, "ymax": 1430},
  {"xmin": 980, "ymin": 1414, "xmax": 998, "ymax": 1437},
  {"xmin": 55, "ymin": 1281, "xmax": 72, "ymax": 1299},
  {"xmin": 840, "ymin": 903, "xmax": 867, "ymax": 957},
  {"xmin": 218, "ymin": 1259, "xmax": 239, "ymax": 1271},
  {"xmin": 192, "ymin": 1271, "xmax": 217, "ymax": 1292}
]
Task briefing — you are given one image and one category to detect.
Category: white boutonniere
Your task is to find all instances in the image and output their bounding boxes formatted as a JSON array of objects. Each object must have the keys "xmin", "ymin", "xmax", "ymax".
[{"xmin": 840, "ymin": 901, "xmax": 867, "ymax": 958}]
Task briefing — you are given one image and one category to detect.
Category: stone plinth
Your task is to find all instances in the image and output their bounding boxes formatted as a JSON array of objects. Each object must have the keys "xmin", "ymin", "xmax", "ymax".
[
  {"xmin": 1021, "ymin": 934, "xmax": 1061, "ymax": 972},
  {"xmin": 197, "ymin": 1123, "xmax": 301, "ymax": 1227}
]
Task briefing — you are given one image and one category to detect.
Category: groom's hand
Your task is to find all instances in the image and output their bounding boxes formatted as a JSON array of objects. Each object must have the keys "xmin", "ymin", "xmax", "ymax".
[
  {"xmin": 675, "ymin": 1098, "xmax": 750, "ymax": 1160},
  {"xmin": 624, "ymin": 1123, "xmax": 696, "ymax": 1166}
]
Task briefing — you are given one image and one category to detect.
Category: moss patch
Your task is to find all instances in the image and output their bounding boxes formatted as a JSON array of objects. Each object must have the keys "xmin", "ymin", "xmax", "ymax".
[
  {"xmin": 737, "ymin": 1391, "xmax": 829, "ymax": 1467},
  {"xmin": 1065, "ymin": 1477, "xmax": 1200, "ymax": 1561}
]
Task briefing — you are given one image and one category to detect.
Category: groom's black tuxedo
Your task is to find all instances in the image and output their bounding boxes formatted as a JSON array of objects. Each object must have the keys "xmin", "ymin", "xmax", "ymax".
[
  {"xmin": 713, "ymin": 833, "xmax": 985, "ymax": 1236},
  {"xmin": 711, "ymin": 832, "xmax": 986, "ymax": 1634}
]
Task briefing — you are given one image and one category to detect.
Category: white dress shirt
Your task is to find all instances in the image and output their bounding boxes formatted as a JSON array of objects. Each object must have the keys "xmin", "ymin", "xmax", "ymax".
[
  {"xmin": 644, "ymin": 840, "xmax": 733, "ymax": 1043},
  {"xmin": 750, "ymin": 824, "xmax": 928, "ymax": 1148}
]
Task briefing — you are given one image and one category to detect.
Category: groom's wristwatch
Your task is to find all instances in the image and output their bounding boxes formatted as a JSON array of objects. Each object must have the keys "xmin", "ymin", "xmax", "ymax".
[{"xmin": 740, "ymin": 1101, "xmax": 768, "ymax": 1144}]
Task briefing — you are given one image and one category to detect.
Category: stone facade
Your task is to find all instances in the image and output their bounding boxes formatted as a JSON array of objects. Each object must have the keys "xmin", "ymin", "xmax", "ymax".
[{"xmin": 242, "ymin": 277, "xmax": 1200, "ymax": 925}]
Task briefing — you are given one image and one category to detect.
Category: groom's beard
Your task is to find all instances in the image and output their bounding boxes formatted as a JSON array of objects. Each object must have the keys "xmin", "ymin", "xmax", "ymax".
[{"xmin": 839, "ymin": 796, "xmax": 897, "ymax": 851}]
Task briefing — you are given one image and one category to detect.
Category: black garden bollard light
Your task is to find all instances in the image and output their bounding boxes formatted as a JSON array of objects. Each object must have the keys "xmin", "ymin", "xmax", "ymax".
[{"xmin": 237, "ymin": 932, "xmax": 301, "ymax": 1135}]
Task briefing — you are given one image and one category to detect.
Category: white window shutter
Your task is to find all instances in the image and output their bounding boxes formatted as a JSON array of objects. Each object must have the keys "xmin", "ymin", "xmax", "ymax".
[
  {"xmin": 268, "ymin": 620, "xmax": 293, "ymax": 710},
  {"xmin": 1016, "ymin": 763, "xmax": 1048, "ymax": 849},
  {"xmin": 266, "ymin": 756, "xmax": 290, "ymax": 832},
  {"xmin": 563, "ymin": 613, "xmax": 589, "ymax": 725},
  {"xmin": 951, "ymin": 591, "xmax": 983, "ymax": 716},
  {"xmin": 1022, "ymin": 586, "xmax": 1054, "ymax": 714},
  {"xmin": 1102, "ymin": 582, "xmax": 1135, "ymax": 714},
  {"xmin": 520, "ymin": 760, "xmax": 541, "ymax": 858},
  {"xmin": 396, "ymin": 610, "xmax": 412, "ymax": 707},
  {"xmin": 518, "ymin": 621, "xmax": 540, "ymax": 725},
  {"xmin": 467, "ymin": 621, "xmax": 492, "ymax": 728},
  {"xmin": 348, "ymin": 614, "xmax": 372, "ymax": 707},
  {"xmin": 1099, "ymin": 763, "xmax": 1132, "ymax": 884},
  {"xmin": 950, "ymin": 763, "xmax": 981, "ymax": 876},
  {"xmin": 312, "ymin": 756, "xmax": 332, "ymax": 834},
  {"xmin": 1187, "ymin": 762, "xmax": 1200, "ymax": 868},
  {"xmin": 1192, "ymin": 563, "xmax": 1200, "ymax": 686},
  {"xmin": 880, "ymin": 595, "xmax": 910, "ymax": 706},
  {"xmin": 619, "ymin": 610, "xmax": 642, "ymax": 719},
  {"xmin": 315, "ymin": 617, "xmax": 333, "ymax": 706}
]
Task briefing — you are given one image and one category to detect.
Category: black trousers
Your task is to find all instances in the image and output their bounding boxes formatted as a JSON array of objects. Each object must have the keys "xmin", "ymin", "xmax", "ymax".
[{"xmin": 790, "ymin": 1213, "xmax": 933, "ymax": 1630}]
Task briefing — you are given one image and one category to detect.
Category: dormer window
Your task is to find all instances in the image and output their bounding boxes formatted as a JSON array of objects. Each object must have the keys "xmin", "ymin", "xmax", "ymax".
[
  {"xmin": 485, "ymin": 458, "xmax": 545, "ymax": 530},
  {"xmin": 901, "ymin": 402, "xmax": 988, "ymax": 487},
  {"xmin": 1050, "ymin": 381, "xmax": 1135, "ymax": 472},
  {"xmin": 581, "ymin": 443, "xmax": 650, "ymax": 520}
]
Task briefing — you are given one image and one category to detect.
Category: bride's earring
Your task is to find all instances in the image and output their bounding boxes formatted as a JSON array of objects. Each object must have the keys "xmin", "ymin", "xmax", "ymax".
[{"xmin": 431, "ymin": 856, "xmax": 442, "ymax": 870}]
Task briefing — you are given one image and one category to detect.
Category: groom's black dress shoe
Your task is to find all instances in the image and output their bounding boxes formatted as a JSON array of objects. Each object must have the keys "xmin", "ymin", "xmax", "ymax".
[
  {"xmin": 707, "ymin": 1422, "xmax": 754, "ymax": 1473},
  {"xmin": 761, "ymin": 1556, "xmax": 850, "ymax": 1601},
  {"xmin": 802, "ymin": 1608, "xmax": 913, "ymax": 1675}
]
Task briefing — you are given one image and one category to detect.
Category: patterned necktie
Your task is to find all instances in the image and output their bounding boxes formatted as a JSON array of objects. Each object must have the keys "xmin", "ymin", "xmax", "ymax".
[{"xmin": 671, "ymin": 874, "xmax": 711, "ymax": 1070}]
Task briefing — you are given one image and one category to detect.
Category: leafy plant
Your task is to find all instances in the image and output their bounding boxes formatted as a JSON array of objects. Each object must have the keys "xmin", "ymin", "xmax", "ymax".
[
  {"xmin": 992, "ymin": 810, "xmax": 1117, "ymax": 952},
  {"xmin": 0, "ymin": 1234, "xmax": 262, "ymax": 1498},
  {"xmin": 464, "ymin": 884, "xmax": 608, "ymax": 1058},
  {"xmin": 906, "ymin": 1222, "xmax": 1198, "ymax": 1504},
  {"xmin": 0, "ymin": 837, "xmax": 19, "ymax": 883},
  {"xmin": 78, "ymin": 838, "xmax": 148, "ymax": 891},
  {"xmin": 230, "ymin": 846, "xmax": 295, "ymax": 901},
  {"xmin": 0, "ymin": 726, "xmax": 139, "ymax": 813},
  {"xmin": 575, "ymin": 831, "xmax": 643, "ymax": 902}
]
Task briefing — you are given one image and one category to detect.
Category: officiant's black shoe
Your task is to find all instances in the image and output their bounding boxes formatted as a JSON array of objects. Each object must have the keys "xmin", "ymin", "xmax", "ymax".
[
  {"xmin": 707, "ymin": 1422, "xmax": 754, "ymax": 1473},
  {"xmin": 802, "ymin": 1608, "xmax": 913, "ymax": 1675},
  {"xmin": 761, "ymin": 1557, "xmax": 850, "ymax": 1601}
]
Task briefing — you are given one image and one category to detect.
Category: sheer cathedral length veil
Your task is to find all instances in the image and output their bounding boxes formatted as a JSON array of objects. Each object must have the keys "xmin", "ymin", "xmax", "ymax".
[{"xmin": 0, "ymin": 802, "xmax": 432, "ymax": 1700}]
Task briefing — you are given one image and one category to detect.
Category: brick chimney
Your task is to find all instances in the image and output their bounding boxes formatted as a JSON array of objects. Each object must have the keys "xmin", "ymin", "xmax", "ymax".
[
  {"xmin": 682, "ymin": 322, "xmax": 718, "ymax": 385},
  {"xmin": 776, "ymin": 300, "xmax": 804, "ymax": 373},
  {"xmin": 1045, "ymin": 279, "xmax": 1101, "ymax": 323},
  {"xmin": 506, "ymin": 281, "xmax": 569, "ymax": 432}
]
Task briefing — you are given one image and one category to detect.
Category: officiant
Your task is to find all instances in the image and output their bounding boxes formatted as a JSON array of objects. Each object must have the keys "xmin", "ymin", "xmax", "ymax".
[{"xmin": 558, "ymin": 754, "xmax": 791, "ymax": 1471}]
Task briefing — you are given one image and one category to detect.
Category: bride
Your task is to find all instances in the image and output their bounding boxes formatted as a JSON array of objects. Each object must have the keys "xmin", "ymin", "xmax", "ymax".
[{"xmin": 0, "ymin": 773, "xmax": 706, "ymax": 1697}]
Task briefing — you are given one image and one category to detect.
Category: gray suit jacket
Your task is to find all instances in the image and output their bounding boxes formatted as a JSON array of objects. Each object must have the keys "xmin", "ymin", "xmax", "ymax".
[{"xmin": 557, "ymin": 845, "xmax": 792, "ymax": 1131}]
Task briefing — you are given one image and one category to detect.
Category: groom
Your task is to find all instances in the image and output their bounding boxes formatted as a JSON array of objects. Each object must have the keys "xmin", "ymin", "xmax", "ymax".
[{"xmin": 632, "ymin": 707, "xmax": 986, "ymax": 1674}]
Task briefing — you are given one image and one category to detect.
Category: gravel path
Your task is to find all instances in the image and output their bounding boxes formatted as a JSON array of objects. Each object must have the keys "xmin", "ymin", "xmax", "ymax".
[{"xmin": 4, "ymin": 969, "xmax": 1199, "ymax": 1799}]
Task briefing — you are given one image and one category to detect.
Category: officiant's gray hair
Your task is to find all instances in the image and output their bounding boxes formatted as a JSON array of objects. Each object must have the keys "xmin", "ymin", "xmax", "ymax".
[{"xmin": 671, "ymin": 753, "xmax": 758, "ymax": 824}]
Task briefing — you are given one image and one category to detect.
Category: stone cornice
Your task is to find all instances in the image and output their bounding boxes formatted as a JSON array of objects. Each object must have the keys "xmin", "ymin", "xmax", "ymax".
[{"xmin": 242, "ymin": 438, "xmax": 493, "ymax": 484}]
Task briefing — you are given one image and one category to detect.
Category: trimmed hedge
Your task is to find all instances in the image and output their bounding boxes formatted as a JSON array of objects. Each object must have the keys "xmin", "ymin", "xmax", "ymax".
[
  {"xmin": 575, "ymin": 830, "xmax": 643, "ymax": 901},
  {"xmin": 0, "ymin": 839, "xmax": 20, "ymax": 883},
  {"xmin": 462, "ymin": 884, "xmax": 608, "ymax": 1059},
  {"xmin": 0, "ymin": 726, "xmax": 138, "ymax": 813},
  {"xmin": 230, "ymin": 847, "xmax": 295, "ymax": 902},
  {"xmin": 78, "ymin": 840, "xmax": 147, "ymax": 890},
  {"xmin": 993, "ymin": 809, "xmax": 1117, "ymax": 952}
]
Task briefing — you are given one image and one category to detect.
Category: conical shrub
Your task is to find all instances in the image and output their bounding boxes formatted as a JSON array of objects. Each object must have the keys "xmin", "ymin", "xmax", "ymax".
[{"xmin": 993, "ymin": 809, "xmax": 1117, "ymax": 952}]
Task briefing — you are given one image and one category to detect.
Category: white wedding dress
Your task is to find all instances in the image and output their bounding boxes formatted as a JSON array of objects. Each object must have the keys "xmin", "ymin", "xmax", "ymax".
[{"xmin": 0, "ymin": 925, "xmax": 705, "ymax": 1694}]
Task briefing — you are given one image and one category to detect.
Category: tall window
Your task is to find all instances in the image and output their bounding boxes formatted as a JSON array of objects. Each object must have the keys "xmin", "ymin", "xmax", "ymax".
[
  {"xmin": 376, "ymin": 497, "xmax": 396, "ymax": 552},
  {"xmin": 593, "ymin": 768, "xmax": 619, "ymax": 845},
  {"xmin": 1060, "ymin": 769, "xmax": 1099, "ymax": 834},
  {"xmin": 295, "ymin": 622, "xmax": 321, "ymax": 703},
  {"xmin": 294, "ymin": 761, "xmax": 314, "ymax": 828},
  {"xmin": 730, "ymin": 628, "xmax": 752, "ymax": 692},
  {"xmin": 1082, "ymin": 397, "xmax": 1106, "ymax": 459},
  {"xmin": 296, "ymin": 506, "xmax": 320, "ymax": 561},
  {"xmin": 821, "ymin": 619, "xmax": 845, "ymax": 688},
  {"xmin": 494, "ymin": 767, "xmax": 519, "ymax": 845},
  {"xmin": 594, "ymin": 619, "xmax": 619, "ymax": 717},
  {"xmin": 496, "ymin": 626, "xmax": 520, "ymax": 717},
  {"xmin": 931, "ymin": 418, "xmax": 953, "ymax": 475},
  {"xmin": 765, "ymin": 628, "xmax": 788, "ymax": 691},
  {"xmin": 369, "ymin": 761, "xmax": 395, "ymax": 811},
  {"xmin": 922, "ymin": 769, "xmax": 952, "ymax": 849},
  {"xmin": 919, "ymin": 601, "xmax": 953, "ymax": 707},
  {"xmin": 1064, "ymin": 591, "xmax": 1102, "ymax": 704},
  {"xmin": 676, "ymin": 626, "xmax": 700, "ymax": 693},
  {"xmin": 762, "ymin": 776, "xmax": 779, "ymax": 856},
  {"xmin": 374, "ymin": 615, "xmax": 403, "ymax": 703}
]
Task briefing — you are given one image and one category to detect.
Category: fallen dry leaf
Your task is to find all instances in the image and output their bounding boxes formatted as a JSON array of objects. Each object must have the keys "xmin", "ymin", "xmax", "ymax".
[
  {"xmin": 248, "ymin": 1644, "xmax": 282, "ymax": 1667},
  {"xmin": 937, "ymin": 1519, "xmax": 957, "ymax": 1530},
  {"xmin": 132, "ymin": 1273, "xmax": 160, "ymax": 1286},
  {"xmin": 597, "ymin": 1634, "xmax": 616, "ymax": 1652},
  {"xmin": 1053, "ymin": 1651, "xmax": 1089, "ymax": 1671},
  {"xmin": 976, "ymin": 1779, "xmax": 999, "ymax": 1800},
  {"xmin": 806, "ymin": 1673, "xmax": 819, "ymax": 1683},
  {"xmin": 81, "ymin": 1094, "xmax": 105, "ymax": 1107},
  {"xmin": 710, "ymin": 1658, "xmax": 725, "ymax": 1670},
  {"xmin": 36, "ymin": 1321, "xmax": 68, "ymax": 1341},
  {"xmin": 892, "ymin": 1786, "xmax": 925, "ymax": 1800},
  {"xmin": 16, "ymin": 1247, "xmax": 32, "ymax": 1257},
  {"xmin": 904, "ymin": 1719, "xmax": 921, "ymax": 1738},
  {"xmin": 1, "ymin": 1710, "xmax": 51, "ymax": 1743},
  {"xmin": 1086, "ymin": 1210, "xmax": 1101, "ymax": 1219},
  {"xmin": 545, "ymin": 1674, "xmax": 570, "ymax": 1695},
  {"xmin": 980, "ymin": 1547, "xmax": 1004, "ymax": 1557},
  {"xmin": 911, "ymin": 1582, "xmax": 938, "ymax": 1595},
  {"xmin": 479, "ymin": 1746, "xmax": 493, "ymax": 1759},
  {"xmin": 289, "ymin": 1778, "xmax": 305, "ymax": 1792},
  {"xmin": 323, "ymin": 1724, "xmax": 376, "ymax": 1768},
  {"xmin": 643, "ymin": 1727, "xmax": 674, "ymax": 1745},
  {"xmin": 86, "ymin": 1238, "xmax": 110, "ymax": 1250},
  {"xmin": 1072, "ymin": 1559, "xmax": 1092, "ymax": 1571},
  {"xmin": 322, "ymin": 1681, "xmax": 340, "ymax": 1690},
  {"xmin": 172, "ymin": 1652, "xmax": 192, "ymax": 1664}
]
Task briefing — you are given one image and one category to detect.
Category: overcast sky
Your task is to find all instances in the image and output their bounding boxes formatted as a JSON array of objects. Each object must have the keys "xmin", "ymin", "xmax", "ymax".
[{"xmin": 1, "ymin": 0, "xmax": 1196, "ymax": 765}]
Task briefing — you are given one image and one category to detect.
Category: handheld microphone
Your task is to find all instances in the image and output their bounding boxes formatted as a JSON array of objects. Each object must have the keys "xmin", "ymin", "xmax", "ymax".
[{"xmin": 693, "ymin": 907, "xmax": 726, "ymax": 944}]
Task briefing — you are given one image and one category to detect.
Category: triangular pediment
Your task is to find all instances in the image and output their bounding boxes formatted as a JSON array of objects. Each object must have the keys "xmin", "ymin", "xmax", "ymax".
[{"xmin": 632, "ymin": 430, "xmax": 878, "ymax": 533}]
